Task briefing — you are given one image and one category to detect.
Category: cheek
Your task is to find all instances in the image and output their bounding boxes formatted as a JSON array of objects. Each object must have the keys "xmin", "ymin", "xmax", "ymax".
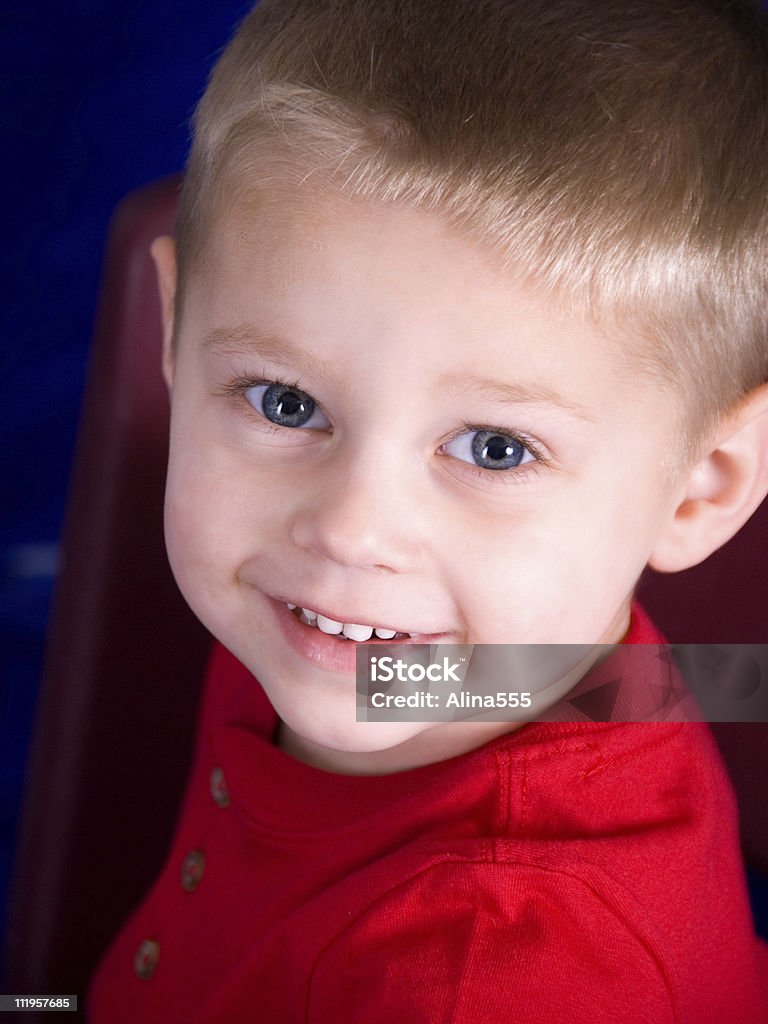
[
  {"xmin": 444, "ymin": 497, "xmax": 642, "ymax": 642},
  {"xmin": 162, "ymin": 421, "xmax": 245, "ymax": 592},
  {"xmin": 162, "ymin": 411, "xmax": 292, "ymax": 592},
  {"xmin": 163, "ymin": 459, "xmax": 219, "ymax": 608}
]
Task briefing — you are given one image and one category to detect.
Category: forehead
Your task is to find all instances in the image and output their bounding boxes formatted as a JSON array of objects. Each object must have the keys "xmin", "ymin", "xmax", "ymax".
[
  {"xmin": 195, "ymin": 187, "xmax": 600, "ymax": 341},
  {"xmin": 205, "ymin": 186, "xmax": 508, "ymax": 294},
  {"xmin": 186, "ymin": 186, "xmax": 674, "ymax": 414},
  {"xmin": 177, "ymin": 187, "xmax": 692, "ymax": 480}
]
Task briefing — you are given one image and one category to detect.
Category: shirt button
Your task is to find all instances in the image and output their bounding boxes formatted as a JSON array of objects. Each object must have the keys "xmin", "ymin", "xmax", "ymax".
[
  {"xmin": 134, "ymin": 938, "xmax": 159, "ymax": 980},
  {"xmin": 180, "ymin": 848, "xmax": 206, "ymax": 893},
  {"xmin": 209, "ymin": 765, "xmax": 230, "ymax": 808}
]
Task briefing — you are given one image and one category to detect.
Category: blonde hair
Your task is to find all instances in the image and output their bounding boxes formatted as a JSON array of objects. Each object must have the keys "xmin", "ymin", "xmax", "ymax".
[{"xmin": 175, "ymin": 0, "xmax": 768, "ymax": 458}]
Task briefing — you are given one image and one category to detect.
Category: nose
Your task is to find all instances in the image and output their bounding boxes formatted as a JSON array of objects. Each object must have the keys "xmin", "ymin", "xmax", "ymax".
[{"xmin": 288, "ymin": 440, "xmax": 423, "ymax": 574}]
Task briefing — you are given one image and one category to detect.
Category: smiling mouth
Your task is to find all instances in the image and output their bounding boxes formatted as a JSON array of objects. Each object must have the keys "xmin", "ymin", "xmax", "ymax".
[{"xmin": 286, "ymin": 602, "xmax": 413, "ymax": 641}]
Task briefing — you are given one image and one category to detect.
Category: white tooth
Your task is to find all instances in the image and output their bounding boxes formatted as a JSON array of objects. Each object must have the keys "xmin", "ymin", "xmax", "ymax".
[
  {"xmin": 342, "ymin": 623, "xmax": 374, "ymax": 641},
  {"xmin": 317, "ymin": 614, "xmax": 343, "ymax": 634},
  {"xmin": 287, "ymin": 603, "xmax": 296, "ymax": 610},
  {"xmin": 301, "ymin": 607, "xmax": 317, "ymax": 621},
  {"xmin": 374, "ymin": 627, "xmax": 397, "ymax": 639}
]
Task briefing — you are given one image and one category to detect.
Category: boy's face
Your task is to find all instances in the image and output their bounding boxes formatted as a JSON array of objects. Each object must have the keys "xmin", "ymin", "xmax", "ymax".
[{"xmin": 160, "ymin": 187, "xmax": 689, "ymax": 771}]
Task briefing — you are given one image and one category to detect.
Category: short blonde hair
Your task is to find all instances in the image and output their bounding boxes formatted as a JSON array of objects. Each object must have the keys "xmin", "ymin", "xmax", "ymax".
[{"xmin": 175, "ymin": 0, "xmax": 768, "ymax": 458}]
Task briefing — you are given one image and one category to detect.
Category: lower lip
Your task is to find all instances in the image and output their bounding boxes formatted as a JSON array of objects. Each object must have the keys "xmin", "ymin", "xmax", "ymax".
[{"xmin": 269, "ymin": 597, "xmax": 450, "ymax": 674}]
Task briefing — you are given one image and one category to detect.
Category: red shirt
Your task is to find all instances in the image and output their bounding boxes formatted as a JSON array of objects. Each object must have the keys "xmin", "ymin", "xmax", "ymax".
[{"xmin": 88, "ymin": 605, "xmax": 768, "ymax": 1022}]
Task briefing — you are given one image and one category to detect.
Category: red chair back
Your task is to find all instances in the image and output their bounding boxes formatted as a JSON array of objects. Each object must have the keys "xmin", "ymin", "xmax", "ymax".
[{"xmin": 4, "ymin": 176, "xmax": 212, "ymax": 998}]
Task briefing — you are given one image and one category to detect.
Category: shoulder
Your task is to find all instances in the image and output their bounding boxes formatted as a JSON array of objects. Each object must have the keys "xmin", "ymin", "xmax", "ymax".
[
  {"xmin": 303, "ymin": 716, "xmax": 752, "ymax": 1022},
  {"xmin": 306, "ymin": 855, "xmax": 677, "ymax": 1023}
]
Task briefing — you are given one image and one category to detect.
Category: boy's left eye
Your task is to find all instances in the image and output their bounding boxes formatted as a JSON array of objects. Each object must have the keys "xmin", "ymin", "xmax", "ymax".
[
  {"xmin": 244, "ymin": 381, "xmax": 331, "ymax": 430},
  {"xmin": 442, "ymin": 429, "xmax": 536, "ymax": 471}
]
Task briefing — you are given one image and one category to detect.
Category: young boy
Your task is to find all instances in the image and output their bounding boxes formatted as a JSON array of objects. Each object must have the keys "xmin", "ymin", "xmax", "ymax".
[{"xmin": 88, "ymin": 0, "xmax": 768, "ymax": 1019}]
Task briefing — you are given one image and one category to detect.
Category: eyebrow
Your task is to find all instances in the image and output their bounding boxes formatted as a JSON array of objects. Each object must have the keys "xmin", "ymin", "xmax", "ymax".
[
  {"xmin": 202, "ymin": 325, "xmax": 337, "ymax": 385},
  {"xmin": 203, "ymin": 325, "xmax": 597, "ymax": 422},
  {"xmin": 436, "ymin": 372, "xmax": 598, "ymax": 422}
]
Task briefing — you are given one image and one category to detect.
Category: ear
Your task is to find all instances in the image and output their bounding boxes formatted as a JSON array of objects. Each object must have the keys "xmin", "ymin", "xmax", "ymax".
[
  {"xmin": 150, "ymin": 235, "xmax": 177, "ymax": 392},
  {"xmin": 649, "ymin": 382, "xmax": 768, "ymax": 572}
]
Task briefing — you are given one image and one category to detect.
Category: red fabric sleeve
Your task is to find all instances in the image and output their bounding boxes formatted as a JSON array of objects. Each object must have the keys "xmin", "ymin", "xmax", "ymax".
[{"xmin": 307, "ymin": 860, "xmax": 676, "ymax": 1024}]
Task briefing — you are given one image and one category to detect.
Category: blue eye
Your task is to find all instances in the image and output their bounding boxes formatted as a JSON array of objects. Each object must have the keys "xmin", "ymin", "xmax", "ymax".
[
  {"xmin": 244, "ymin": 381, "xmax": 330, "ymax": 430},
  {"xmin": 444, "ymin": 428, "xmax": 536, "ymax": 471}
]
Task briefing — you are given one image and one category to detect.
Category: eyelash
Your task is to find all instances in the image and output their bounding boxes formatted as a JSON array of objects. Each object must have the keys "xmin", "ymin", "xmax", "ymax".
[
  {"xmin": 219, "ymin": 372, "xmax": 312, "ymax": 428},
  {"xmin": 443, "ymin": 422, "xmax": 545, "ymax": 486},
  {"xmin": 219, "ymin": 372, "xmax": 548, "ymax": 486}
]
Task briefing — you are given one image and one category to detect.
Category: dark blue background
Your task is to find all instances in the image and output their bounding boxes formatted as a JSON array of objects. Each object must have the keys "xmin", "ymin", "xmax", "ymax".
[{"xmin": 2, "ymin": 0, "xmax": 768, "ymax": 969}]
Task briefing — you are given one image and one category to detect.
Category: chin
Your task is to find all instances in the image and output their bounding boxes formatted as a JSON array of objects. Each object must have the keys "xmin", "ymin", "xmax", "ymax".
[{"xmin": 303, "ymin": 720, "xmax": 429, "ymax": 756}]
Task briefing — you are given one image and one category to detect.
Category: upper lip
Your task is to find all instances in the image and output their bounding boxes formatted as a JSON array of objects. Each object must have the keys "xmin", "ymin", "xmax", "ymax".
[{"xmin": 273, "ymin": 594, "xmax": 446, "ymax": 637}]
